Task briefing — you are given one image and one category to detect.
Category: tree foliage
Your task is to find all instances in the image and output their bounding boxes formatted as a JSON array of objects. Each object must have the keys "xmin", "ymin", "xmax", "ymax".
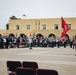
[
  {"xmin": 10, "ymin": 16, "xmax": 17, "ymax": 20},
  {"xmin": 6, "ymin": 23, "xmax": 9, "ymax": 30}
]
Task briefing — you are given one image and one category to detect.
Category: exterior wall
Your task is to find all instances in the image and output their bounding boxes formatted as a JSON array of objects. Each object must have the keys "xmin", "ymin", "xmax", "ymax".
[
  {"xmin": 0, "ymin": 17, "xmax": 76, "ymax": 38},
  {"xmin": 0, "ymin": 30, "xmax": 6, "ymax": 36}
]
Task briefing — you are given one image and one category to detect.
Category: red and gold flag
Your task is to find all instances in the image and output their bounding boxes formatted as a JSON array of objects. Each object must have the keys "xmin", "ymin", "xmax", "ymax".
[{"xmin": 61, "ymin": 17, "xmax": 70, "ymax": 42}]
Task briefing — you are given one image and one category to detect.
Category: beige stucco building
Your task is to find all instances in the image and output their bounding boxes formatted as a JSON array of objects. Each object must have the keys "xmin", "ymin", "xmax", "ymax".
[{"xmin": 0, "ymin": 17, "xmax": 76, "ymax": 38}]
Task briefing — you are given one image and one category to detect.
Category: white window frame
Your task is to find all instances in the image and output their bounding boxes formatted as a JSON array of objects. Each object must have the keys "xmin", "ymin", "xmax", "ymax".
[
  {"xmin": 42, "ymin": 24, "xmax": 46, "ymax": 30},
  {"xmin": 54, "ymin": 24, "xmax": 58, "ymax": 30},
  {"xmin": 26, "ymin": 25, "xmax": 30, "ymax": 30},
  {"xmin": 67, "ymin": 24, "xmax": 71, "ymax": 29},
  {"xmin": 16, "ymin": 25, "xmax": 19, "ymax": 30}
]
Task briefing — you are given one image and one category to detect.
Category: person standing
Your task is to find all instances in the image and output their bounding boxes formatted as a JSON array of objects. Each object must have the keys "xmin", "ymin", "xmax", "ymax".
[
  {"xmin": 63, "ymin": 37, "xmax": 67, "ymax": 48},
  {"xmin": 28, "ymin": 37, "xmax": 32, "ymax": 49},
  {"xmin": 73, "ymin": 35, "xmax": 76, "ymax": 55},
  {"xmin": 56, "ymin": 38, "xmax": 60, "ymax": 48},
  {"xmin": 5, "ymin": 36, "xmax": 9, "ymax": 49},
  {"xmin": 16, "ymin": 37, "xmax": 20, "ymax": 48},
  {"xmin": 0, "ymin": 35, "xmax": 3, "ymax": 49},
  {"xmin": 69, "ymin": 38, "xmax": 73, "ymax": 48}
]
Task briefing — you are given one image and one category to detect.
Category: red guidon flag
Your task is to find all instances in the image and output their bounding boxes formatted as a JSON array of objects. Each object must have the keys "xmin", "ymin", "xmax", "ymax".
[{"xmin": 61, "ymin": 17, "xmax": 70, "ymax": 42}]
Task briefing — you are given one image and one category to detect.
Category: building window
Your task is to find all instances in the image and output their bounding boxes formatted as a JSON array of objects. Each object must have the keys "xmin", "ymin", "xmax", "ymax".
[
  {"xmin": 42, "ymin": 24, "xmax": 46, "ymax": 30},
  {"xmin": 16, "ymin": 25, "xmax": 19, "ymax": 30},
  {"xmin": 26, "ymin": 25, "xmax": 30, "ymax": 30},
  {"xmin": 54, "ymin": 24, "xmax": 58, "ymax": 29},
  {"xmin": 67, "ymin": 24, "xmax": 71, "ymax": 29}
]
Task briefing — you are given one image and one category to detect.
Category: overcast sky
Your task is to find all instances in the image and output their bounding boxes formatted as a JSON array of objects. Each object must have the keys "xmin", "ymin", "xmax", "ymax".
[{"xmin": 0, "ymin": 0, "xmax": 76, "ymax": 29}]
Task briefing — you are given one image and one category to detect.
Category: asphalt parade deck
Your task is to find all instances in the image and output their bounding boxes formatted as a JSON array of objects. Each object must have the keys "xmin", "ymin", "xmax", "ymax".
[{"xmin": 0, "ymin": 47, "xmax": 76, "ymax": 75}]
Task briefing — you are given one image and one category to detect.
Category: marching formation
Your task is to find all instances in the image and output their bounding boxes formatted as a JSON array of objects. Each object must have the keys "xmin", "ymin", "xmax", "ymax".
[{"xmin": 0, "ymin": 34, "xmax": 76, "ymax": 50}]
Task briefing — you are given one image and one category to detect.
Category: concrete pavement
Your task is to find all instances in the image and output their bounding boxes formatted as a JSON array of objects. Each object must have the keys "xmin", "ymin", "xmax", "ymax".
[{"xmin": 0, "ymin": 47, "xmax": 76, "ymax": 75}]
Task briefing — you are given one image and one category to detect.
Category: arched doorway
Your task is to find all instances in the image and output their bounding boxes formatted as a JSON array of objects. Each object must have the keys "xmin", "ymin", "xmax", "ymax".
[
  {"xmin": 9, "ymin": 34, "xmax": 15, "ymax": 37},
  {"xmin": 36, "ymin": 34, "xmax": 43, "ymax": 38},
  {"xmin": 20, "ymin": 33, "xmax": 26, "ymax": 38},
  {"xmin": 48, "ymin": 33, "xmax": 56, "ymax": 38}
]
